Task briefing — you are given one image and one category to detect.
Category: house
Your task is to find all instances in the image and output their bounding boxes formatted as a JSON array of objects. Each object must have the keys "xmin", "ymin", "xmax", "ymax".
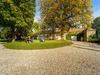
[{"xmin": 33, "ymin": 28, "xmax": 96, "ymax": 41}]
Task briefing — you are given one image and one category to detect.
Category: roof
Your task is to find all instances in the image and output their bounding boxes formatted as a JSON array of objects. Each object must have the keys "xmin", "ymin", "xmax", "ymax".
[
  {"xmin": 85, "ymin": 27, "xmax": 95, "ymax": 31},
  {"xmin": 33, "ymin": 28, "xmax": 85, "ymax": 34},
  {"xmin": 69, "ymin": 28, "xmax": 84, "ymax": 33}
]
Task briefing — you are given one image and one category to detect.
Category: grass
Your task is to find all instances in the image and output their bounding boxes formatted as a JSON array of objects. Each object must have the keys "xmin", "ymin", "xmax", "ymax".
[{"xmin": 4, "ymin": 40, "xmax": 73, "ymax": 50}]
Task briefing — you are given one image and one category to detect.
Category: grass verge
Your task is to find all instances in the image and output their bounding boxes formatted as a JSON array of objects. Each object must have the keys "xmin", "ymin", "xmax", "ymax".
[{"xmin": 4, "ymin": 40, "xmax": 73, "ymax": 50}]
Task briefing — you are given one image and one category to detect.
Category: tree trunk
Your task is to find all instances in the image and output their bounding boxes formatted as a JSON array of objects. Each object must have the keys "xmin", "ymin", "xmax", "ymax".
[
  {"xmin": 61, "ymin": 28, "xmax": 64, "ymax": 40},
  {"xmin": 16, "ymin": 34, "xmax": 21, "ymax": 40},
  {"xmin": 11, "ymin": 27, "xmax": 15, "ymax": 42},
  {"xmin": 52, "ymin": 27, "xmax": 55, "ymax": 40}
]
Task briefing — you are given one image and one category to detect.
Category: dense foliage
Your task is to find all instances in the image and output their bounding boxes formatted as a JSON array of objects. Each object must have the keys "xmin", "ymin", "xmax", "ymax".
[
  {"xmin": 0, "ymin": 0, "xmax": 36, "ymax": 40},
  {"xmin": 38, "ymin": 0, "xmax": 93, "ymax": 39},
  {"xmin": 92, "ymin": 17, "xmax": 100, "ymax": 38},
  {"xmin": 0, "ymin": 39, "xmax": 12, "ymax": 42},
  {"xmin": 91, "ymin": 38, "xmax": 100, "ymax": 43},
  {"xmin": 87, "ymin": 34, "xmax": 94, "ymax": 41},
  {"xmin": 31, "ymin": 34, "xmax": 38, "ymax": 39}
]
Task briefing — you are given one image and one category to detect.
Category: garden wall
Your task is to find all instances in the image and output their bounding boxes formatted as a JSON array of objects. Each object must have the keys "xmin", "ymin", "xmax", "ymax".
[{"xmin": 84, "ymin": 29, "xmax": 96, "ymax": 41}]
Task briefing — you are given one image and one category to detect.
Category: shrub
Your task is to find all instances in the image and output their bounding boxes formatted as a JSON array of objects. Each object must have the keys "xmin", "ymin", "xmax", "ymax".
[
  {"xmin": 0, "ymin": 39, "xmax": 12, "ymax": 42},
  {"xmin": 0, "ymin": 34, "xmax": 6, "ymax": 39},
  {"xmin": 87, "ymin": 34, "xmax": 94, "ymax": 41},
  {"xmin": 31, "ymin": 34, "xmax": 38, "ymax": 39},
  {"xmin": 66, "ymin": 33, "xmax": 72, "ymax": 40},
  {"xmin": 91, "ymin": 38, "xmax": 100, "ymax": 43}
]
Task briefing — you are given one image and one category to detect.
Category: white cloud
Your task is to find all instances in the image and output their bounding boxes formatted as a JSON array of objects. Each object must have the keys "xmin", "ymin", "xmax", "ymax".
[{"xmin": 93, "ymin": 9, "xmax": 100, "ymax": 18}]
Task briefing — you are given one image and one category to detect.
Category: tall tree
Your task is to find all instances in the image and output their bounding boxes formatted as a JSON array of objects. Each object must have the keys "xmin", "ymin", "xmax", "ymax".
[
  {"xmin": 38, "ymin": 0, "xmax": 93, "ymax": 39},
  {"xmin": 92, "ymin": 17, "xmax": 100, "ymax": 38},
  {"xmin": 33, "ymin": 22, "xmax": 41, "ymax": 32},
  {"xmin": 38, "ymin": 0, "xmax": 58, "ymax": 40},
  {"xmin": 0, "ymin": 0, "xmax": 36, "ymax": 40}
]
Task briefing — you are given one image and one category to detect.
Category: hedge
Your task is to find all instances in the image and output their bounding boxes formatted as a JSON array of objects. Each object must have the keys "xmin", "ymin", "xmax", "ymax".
[
  {"xmin": 31, "ymin": 34, "xmax": 38, "ymax": 39},
  {"xmin": 91, "ymin": 38, "xmax": 100, "ymax": 43}
]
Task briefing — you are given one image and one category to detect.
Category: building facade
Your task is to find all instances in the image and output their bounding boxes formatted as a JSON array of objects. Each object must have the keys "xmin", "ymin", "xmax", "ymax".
[{"xmin": 33, "ymin": 28, "xmax": 96, "ymax": 41}]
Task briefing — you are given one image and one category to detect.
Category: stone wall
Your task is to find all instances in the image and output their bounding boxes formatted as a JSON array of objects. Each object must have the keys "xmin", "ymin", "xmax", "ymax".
[
  {"xmin": 64, "ymin": 33, "xmax": 67, "ymax": 40},
  {"xmin": 84, "ymin": 29, "xmax": 96, "ymax": 41}
]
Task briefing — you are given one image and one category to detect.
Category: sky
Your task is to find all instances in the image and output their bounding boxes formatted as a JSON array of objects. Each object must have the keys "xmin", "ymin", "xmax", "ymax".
[{"xmin": 34, "ymin": 0, "xmax": 100, "ymax": 22}]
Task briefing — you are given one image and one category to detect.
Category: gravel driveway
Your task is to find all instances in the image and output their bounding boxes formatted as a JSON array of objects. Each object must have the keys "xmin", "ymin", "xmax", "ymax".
[{"xmin": 0, "ymin": 42, "xmax": 100, "ymax": 75}]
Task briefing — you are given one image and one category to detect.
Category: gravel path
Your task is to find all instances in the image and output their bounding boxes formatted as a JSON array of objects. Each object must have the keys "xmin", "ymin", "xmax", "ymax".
[{"xmin": 0, "ymin": 42, "xmax": 100, "ymax": 75}]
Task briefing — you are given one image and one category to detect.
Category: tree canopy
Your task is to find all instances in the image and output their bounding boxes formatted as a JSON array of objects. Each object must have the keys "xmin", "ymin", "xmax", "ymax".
[
  {"xmin": 0, "ymin": 0, "xmax": 36, "ymax": 40},
  {"xmin": 38, "ymin": 0, "xmax": 93, "ymax": 39},
  {"xmin": 92, "ymin": 17, "xmax": 100, "ymax": 38},
  {"xmin": 92, "ymin": 17, "xmax": 100, "ymax": 29}
]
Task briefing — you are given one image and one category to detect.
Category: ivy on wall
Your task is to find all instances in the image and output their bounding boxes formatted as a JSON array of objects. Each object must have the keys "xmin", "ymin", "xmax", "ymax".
[{"xmin": 66, "ymin": 33, "xmax": 83, "ymax": 41}]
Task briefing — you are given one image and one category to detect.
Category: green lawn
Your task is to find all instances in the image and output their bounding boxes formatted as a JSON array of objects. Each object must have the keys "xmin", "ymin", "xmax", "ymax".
[{"xmin": 4, "ymin": 40, "xmax": 73, "ymax": 50}]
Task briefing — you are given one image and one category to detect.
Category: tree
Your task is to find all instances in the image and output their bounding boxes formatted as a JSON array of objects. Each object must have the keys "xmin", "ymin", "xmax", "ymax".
[
  {"xmin": 0, "ymin": 27, "xmax": 12, "ymax": 39},
  {"xmin": 38, "ymin": 0, "xmax": 93, "ymax": 40},
  {"xmin": 33, "ymin": 22, "xmax": 41, "ymax": 32},
  {"xmin": 0, "ymin": 0, "xmax": 36, "ymax": 41},
  {"xmin": 92, "ymin": 17, "xmax": 100, "ymax": 38},
  {"xmin": 38, "ymin": 0, "xmax": 60, "ymax": 39}
]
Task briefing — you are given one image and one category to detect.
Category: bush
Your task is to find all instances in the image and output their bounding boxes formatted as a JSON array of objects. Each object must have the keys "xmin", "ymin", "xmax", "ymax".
[
  {"xmin": 91, "ymin": 38, "xmax": 100, "ymax": 43},
  {"xmin": 31, "ymin": 34, "xmax": 38, "ymax": 39},
  {"xmin": 66, "ymin": 33, "xmax": 72, "ymax": 40},
  {"xmin": 0, "ymin": 34, "xmax": 6, "ymax": 39},
  {"xmin": 0, "ymin": 39, "xmax": 12, "ymax": 42},
  {"xmin": 87, "ymin": 34, "xmax": 94, "ymax": 41}
]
